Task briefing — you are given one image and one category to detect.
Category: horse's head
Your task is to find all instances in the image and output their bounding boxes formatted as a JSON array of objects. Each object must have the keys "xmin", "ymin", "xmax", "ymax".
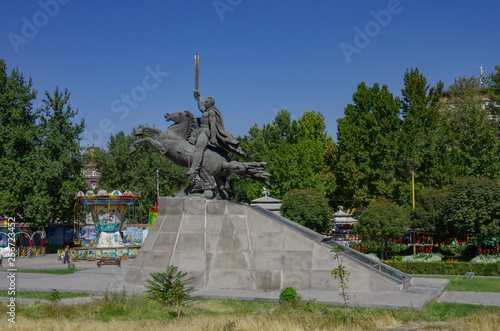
[
  {"xmin": 164, "ymin": 110, "xmax": 192, "ymax": 124},
  {"xmin": 164, "ymin": 110, "xmax": 196, "ymax": 139}
]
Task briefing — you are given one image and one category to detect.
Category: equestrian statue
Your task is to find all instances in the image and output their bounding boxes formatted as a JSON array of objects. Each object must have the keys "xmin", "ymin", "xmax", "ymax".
[{"xmin": 129, "ymin": 54, "xmax": 270, "ymax": 199}]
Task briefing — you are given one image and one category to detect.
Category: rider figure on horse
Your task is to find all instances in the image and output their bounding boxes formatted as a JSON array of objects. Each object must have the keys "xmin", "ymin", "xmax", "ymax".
[{"xmin": 185, "ymin": 90, "xmax": 245, "ymax": 176}]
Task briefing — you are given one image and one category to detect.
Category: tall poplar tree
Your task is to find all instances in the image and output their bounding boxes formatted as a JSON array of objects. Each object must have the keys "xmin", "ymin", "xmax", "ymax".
[
  {"xmin": 335, "ymin": 83, "xmax": 401, "ymax": 207},
  {"xmin": 446, "ymin": 76, "xmax": 500, "ymax": 179},
  {"xmin": 25, "ymin": 88, "xmax": 86, "ymax": 227},
  {"xmin": 397, "ymin": 69, "xmax": 452, "ymax": 206}
]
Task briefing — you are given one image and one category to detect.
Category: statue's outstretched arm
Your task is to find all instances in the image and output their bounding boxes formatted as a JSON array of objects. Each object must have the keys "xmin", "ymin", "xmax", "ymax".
[{"xmin": 193, "ymin": 89, "xmax": 205, "ymax": 112}]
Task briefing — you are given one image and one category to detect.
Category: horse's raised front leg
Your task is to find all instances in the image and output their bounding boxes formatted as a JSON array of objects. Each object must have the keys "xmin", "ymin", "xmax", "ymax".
[
  {"xmin": 129, "ymin": 137, "xmax": 166, "ymax": 155},
  {"xmin": 136, "ymin": 126, "xmax": 162, "ymax": 136}
]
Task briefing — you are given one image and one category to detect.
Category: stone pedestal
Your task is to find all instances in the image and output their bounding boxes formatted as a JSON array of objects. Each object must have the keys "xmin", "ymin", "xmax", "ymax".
[{"xmin": 125, "ymin": 197, "xmax": 408, "ymax": 292}]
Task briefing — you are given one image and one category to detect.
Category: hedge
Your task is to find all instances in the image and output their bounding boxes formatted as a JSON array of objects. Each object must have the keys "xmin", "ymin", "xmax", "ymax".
[{"xmin": 385, "ymin": 261, "xmax": 500, "ymax": 276}]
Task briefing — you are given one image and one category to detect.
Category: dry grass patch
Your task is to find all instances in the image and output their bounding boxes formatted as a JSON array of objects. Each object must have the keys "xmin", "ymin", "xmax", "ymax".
[
  {"xmin": 3, "ymin": 293, "xmax": 500, "ymax": 331},
  {"xmin": 5, "ymin": 310, "xmax": 500, "ymax": 331}
]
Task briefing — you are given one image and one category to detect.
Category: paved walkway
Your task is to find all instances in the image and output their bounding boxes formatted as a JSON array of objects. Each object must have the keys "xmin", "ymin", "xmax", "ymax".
[{"xmin": 1, "ymin": 254, "xmax": 499, "ymax": 310}]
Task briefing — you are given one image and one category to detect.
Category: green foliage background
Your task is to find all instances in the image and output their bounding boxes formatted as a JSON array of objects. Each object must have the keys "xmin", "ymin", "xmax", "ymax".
[
  {"xmin": 229, "ymin": 109, "xmax": 336, "ymax": 202},
  {"xmin": 280, "ymin": 188, "xmax": 332, "ymax": 234},
  {"xmin": 441, "ymin": 177, "xmax": 500, "ymax": 250},
  {"xmin": 1, "ymin": 57, "xmax": 499, "ymax": 244},
  {"xmin": 0, "ymin": 60, "xmax": 85, "ymax": 228}
]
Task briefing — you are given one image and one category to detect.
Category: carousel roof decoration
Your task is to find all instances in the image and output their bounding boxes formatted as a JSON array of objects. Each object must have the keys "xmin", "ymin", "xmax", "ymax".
[{"xmin": 76, "ymin": 190, "xmax": 141, "ymax": 205}]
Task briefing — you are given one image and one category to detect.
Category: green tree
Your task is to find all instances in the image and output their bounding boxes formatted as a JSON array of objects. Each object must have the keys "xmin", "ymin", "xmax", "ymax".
[
  {"xmin": 413, "ymin": 188, "xmax": 448, "ymax": 245},
  {"xmin": 280, "ymin": 188, "xmax": 332, "ymax": 234},
  {"xmin": 441, "ymin": 177, "xmax": 500, "ymax": 254},
  {"xmin": 25, "ymin": 88, "xmax": 86, "ymax": 227},
  {"xmin": 398, "ymin": 69, "xmax": 453, "ymax": 206},
  {"xmin": 484, "ymin": 65, "xmax": 500, "ymax": 139},
  {"xmin": 93, "ymin": 129, "xmax": 189, "ymax": 221},
  {"xmin": 0, "ymin": 60, "xmax": 38, "ymax": 221},
  {"xmin": 485, "ymin": 65, "xmax": 500, "ymax": 119},
  {"xmin": 446, "ymin": 76, "xmax": 500, "ymax": 179},
  {"xmin": 0, "ymin": 61, "xmax": 87, "ymax": 228},
  {"xmin": 231, "ymin": 109, "xmax": 335, "ymax": 202},
  {"xmin": 335, "ymin": 83, "xmax": 401, "ymax": 207},
  {"xmin": 354, "ymin": 199, "xmax": 409, "ymax": 259}
]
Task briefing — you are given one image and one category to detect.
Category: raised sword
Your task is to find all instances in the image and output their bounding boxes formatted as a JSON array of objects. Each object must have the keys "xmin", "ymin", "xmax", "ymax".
[{"xmin": 194, "ymin": 53, "xmax": 199, "ymax": 90}]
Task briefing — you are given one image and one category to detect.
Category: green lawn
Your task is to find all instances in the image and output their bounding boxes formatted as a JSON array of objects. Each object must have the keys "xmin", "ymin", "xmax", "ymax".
[
  {"xmin": 417, "ymin": 276, "xmax": 500, "ymax": 292},
  {"xmin": 0, "ymin": 290, "xmax": 90, "ymax": 300},
  {"xmin": 422, "ymin": 300, "xmax": 500, "ymax": 321},
  {"xmin": 0, "ymin": 268, "xmax": 76, "ymax": 275}
]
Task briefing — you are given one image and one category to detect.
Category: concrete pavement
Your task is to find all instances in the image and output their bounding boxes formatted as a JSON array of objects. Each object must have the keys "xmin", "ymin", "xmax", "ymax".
[
  {"xmin": 437, "ymin": 291, "xmax": 500, "ymax": 306},
  {"xmin": 1, "ymin": 254, "xmax": 499, "ymax": 310}
]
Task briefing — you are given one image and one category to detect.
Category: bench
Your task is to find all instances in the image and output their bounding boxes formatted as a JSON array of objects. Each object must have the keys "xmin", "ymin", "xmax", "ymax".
[{"xmin": 97, "ymin": 257, "xmax": 121, "ymax": 268}]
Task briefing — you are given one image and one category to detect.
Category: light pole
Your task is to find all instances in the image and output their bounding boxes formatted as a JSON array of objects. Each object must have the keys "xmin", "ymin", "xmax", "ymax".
[
  {"xmin": 156, "ymin": 167, "xmax": 159, "ymax": 201},
  {"xmin": 412, "ymin": 170, "xmax": 416, "ymax": 255}
]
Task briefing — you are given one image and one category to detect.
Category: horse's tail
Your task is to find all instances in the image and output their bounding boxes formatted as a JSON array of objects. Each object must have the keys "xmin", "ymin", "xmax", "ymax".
[{"xmin": 225, "ymin": 161, "xmax": 270, "ymax": 186}]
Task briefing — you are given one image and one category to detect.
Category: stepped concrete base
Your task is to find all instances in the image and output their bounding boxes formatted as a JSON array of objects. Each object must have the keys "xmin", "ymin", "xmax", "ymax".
[{"xmin": 125, "ymin": 197, "xmax": 409, "ymax": 292}]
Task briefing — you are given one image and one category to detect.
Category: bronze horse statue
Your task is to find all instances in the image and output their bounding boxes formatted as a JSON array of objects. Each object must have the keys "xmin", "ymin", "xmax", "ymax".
[{"xmin": 129, "ymin": 110, "xmax": 270, "ymax": 198}]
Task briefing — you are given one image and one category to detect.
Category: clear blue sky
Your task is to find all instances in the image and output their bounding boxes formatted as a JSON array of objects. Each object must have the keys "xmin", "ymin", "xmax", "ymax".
[{"xmin": 2, "ymin": 0, "xmax": 499, "ymax": 148}]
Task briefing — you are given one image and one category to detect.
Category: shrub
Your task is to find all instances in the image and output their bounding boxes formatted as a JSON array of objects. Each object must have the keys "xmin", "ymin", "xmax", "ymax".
[
  {"xmin": 49, "ymin": 289, "xmax": 61, "ymax": 303},
  {"xmin": 279, "ymin": 287, "xmax": 301, "ymax": 305},
  {"xmin": 385, "ymin": 261, "xmax": 500, "ymax": 276},
  {"xmin": 349, "ymin": 241, "xmax": 407, "ymax": 258},
  {"xmin": 144, "ymin": 265, "xmax": 196, "ymax": 317}
]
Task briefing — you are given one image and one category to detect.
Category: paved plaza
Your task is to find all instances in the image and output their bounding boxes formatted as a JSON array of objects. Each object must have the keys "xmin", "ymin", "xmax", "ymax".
[{"xmin": 1, "ymin": 254, "xmax": 499, "ymax": 309}]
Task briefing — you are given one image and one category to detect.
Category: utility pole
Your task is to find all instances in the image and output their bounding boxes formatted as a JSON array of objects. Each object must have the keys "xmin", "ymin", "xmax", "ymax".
[
  {"xmin": 156, "ymin": 167, "xmax": 159, "ymax": 202},
  {"xmin": 412, "ymin": 170, "xmax": 416, "ymax": 255}
]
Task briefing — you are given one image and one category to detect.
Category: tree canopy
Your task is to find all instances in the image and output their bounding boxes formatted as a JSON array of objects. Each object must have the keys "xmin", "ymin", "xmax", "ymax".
[
  {"xmin": 26, "ymin": 88, "xmax": 85, "ymax": 227},
  {"xmin": 441, "ymin": 177, "xmax": 500, "ymax": 250},
  {"xmin": 0, "ymin": 60, "xmax": 38, "ymax": 222},
  {"xmin": 231, "ymin": 109, "xmax": 335, "ymax": 202},
  {"xmin": 445, "ymin": 76, "xmax": 500, "ymax": 179},
  {"xmin": 397, "ymin": 69, "xmax": 453, "ymax": 205},
  {"xmin": 335, "ymin": 82, "xmax": 401, "ymax": 206},
  {"xmin": 280, "ymin": 188, "xmax": 332, "ymax": 234},
  {"xmin": 334, "ymin": 66, "xmax": 500, "ymax": 212},
  {"xmin": 355, "ymin": 199, "xmax": 409, "ymax": 241},
  {"xmin": 0, "ymin": 60, "xmax": 85, "ymax": 228},
  {"xmin": 354, "ymin": 199, "xmax": 409, "ymax": 259},
  {"xmin": 412, "ymin": 188, "xmax": 448, "ymax": 243}
]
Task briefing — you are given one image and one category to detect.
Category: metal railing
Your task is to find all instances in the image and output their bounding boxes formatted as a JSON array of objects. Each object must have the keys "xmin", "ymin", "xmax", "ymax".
[{"xmin": 322, "ymin": 238, "xmax": 412, "ymax": 283}]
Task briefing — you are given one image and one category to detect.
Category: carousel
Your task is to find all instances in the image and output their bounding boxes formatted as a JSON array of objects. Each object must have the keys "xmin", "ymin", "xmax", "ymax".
[
  {"xmin": 0, "ymin": 220, "xmax": 46, "ymax": 257},
  {"xmin": 61, "ymin": 190, "xmax": 144, "ymax": 261}
]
